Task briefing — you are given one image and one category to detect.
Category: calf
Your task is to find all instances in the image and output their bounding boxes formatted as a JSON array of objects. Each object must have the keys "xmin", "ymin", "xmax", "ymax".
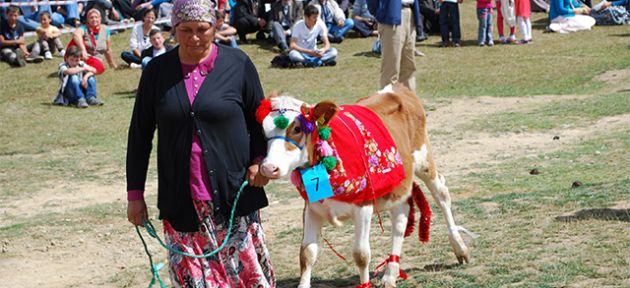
[{"xmin": 258, "ymin": 84, "xmax": 471, "ymax": 288}]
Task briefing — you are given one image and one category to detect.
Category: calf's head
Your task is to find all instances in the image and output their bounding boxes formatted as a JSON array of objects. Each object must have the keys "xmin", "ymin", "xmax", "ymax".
[{"xmin": 257, "ymin": 95, "xmax": 338, "ymax": 179}]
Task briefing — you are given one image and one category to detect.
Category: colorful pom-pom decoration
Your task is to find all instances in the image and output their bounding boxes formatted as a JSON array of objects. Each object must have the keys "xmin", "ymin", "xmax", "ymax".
[
  {"xmin": 296, "ymin": 114, "xmax": 315, "ymax": 134},
  {"xmin": 318, "ymin": 127, "xmax": 331, "ymax": 141},
  {"xmin": 274, "ymin": 115, "xmax": 289, "ymax": 129},
  {"xmin": 321, "ymin": 156, "xmax": 337, "ymax": 171},
  {"xmin": 317, "ymin": 140, "xmax": 334, "ymax": 157},
  {"xmin": 255, "ymin": 99, "xmax": 272, "ymax": 124}
]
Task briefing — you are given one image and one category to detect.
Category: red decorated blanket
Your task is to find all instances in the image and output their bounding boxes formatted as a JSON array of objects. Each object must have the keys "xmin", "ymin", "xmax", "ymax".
[{"xmin": 294, "ymin": 105, "xmax": 406, "ymax": 203}]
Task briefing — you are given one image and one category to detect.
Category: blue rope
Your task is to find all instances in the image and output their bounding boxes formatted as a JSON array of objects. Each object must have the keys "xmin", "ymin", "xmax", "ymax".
[{"xmin": 135, "ymin": 180, "xmax": 248, "ymax": 286}]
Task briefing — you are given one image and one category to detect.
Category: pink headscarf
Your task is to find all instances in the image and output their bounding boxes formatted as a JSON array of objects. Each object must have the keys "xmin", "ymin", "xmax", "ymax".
[{"xmin": 171, "ymin": 0, "xmax": 216, "ymax": 27}]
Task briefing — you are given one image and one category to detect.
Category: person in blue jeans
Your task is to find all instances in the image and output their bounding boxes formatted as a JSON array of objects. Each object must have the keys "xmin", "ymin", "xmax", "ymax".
[
  {"xmin": 476, "ymin": 0, "xmax": 493, "ymax": 46},
  {"xmin": 13, "ymin": 0, "xmax": 65, "ymax": 30},
  {"xmin": 54, "ymin": 46, "xmax": 103, "ymax": 108},
  {"xmin": 312, "ymin": 0, "xmax": 354, "ymax": 43},
  {"xmin": 289, "ymin": 4, "xmax": 337, "ymax": 67}
]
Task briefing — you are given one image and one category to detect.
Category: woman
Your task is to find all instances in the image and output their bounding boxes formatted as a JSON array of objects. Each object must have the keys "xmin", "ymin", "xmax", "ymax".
[
  {"xmin": 126, "ymin": 0, "xmax": 275, "ymax": 286},
  {"xmin": 120, "ymin": 9, "xmax": 158, "ymax": 67},
  {"xmin": 67, "ymin": 9, "xmax": 117, "ymax": 74},
  {"xmin": 548, "ymin": 0, "xmax": 596, "ymax": 33}
]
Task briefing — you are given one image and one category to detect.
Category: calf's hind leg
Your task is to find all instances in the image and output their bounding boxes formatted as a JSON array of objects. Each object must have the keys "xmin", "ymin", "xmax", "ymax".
[{"xmin": 413, "ymin": 147, "xmax": 471, "ymax": 264}]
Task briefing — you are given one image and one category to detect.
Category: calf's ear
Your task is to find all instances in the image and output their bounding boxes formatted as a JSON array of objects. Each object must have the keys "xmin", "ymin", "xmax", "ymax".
[{"xmin": 312, "ymin": 101, "xmax": 338, "ymax": 126}]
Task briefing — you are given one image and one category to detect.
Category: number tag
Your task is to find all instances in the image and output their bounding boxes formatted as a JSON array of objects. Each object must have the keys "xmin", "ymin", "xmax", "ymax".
[{"xmin": 300, "ymin": 164, "xmax": 334, "ymax": 203}]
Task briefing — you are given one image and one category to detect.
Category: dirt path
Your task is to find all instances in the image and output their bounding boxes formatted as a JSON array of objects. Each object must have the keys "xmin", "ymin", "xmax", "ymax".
[{"xmin": 1, "ymin": 90, "xmax": 629, "ymax": 287}]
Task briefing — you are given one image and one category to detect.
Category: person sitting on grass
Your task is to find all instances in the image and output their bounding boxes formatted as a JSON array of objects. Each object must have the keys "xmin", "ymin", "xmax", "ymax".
[
  {"xmin": 288, "ymin": 4, "xmax": 337, "ymax": 67},
  {"xmin": 214, "ymin": 9, "xmax": 239, "ymax": 48},
  {"xmin": 29, "ymin": 11, "xmax": 65, "ymax": 60},
  {"xmin": 121, "ymin": 9, "xmax": 158, "ymax": 68},
  {"xmin": 311, "ymin": 0, "xmax": 354, "ymax": 43},
  {"xmin": 0, "ymin": 5, "xmax": 29, "ymax": 67},
  {"xmin": 53, "ymin": 46, "xmax": 104, "ymax": 108},
  {"xmin": 548, "ymin": 0, "xmax": 596, "ymax": 32},
  {"xmin": 140, "ymin": 28, "xmax": 173, "ymax": 69}
]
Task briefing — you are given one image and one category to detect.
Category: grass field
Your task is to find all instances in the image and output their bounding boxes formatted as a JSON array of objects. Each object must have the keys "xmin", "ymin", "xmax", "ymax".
[{"xmin": 1, "ymin": 3, "xmax": 630, "ymax": 287}]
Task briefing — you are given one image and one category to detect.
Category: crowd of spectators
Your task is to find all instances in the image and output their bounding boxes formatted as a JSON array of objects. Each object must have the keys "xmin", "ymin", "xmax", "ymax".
[{"xmin": 1, "ymin": 0, "xmax": 627, "ymax": 106}]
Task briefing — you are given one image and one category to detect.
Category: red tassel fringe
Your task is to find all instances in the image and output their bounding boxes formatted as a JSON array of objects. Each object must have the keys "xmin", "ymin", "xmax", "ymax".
[{"xmin": 412, "ymin": 182, "xmax": 431, "ymax": 243}]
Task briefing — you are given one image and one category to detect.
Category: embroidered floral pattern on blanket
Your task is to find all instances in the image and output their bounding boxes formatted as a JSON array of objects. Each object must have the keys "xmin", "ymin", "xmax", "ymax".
[
  {"xmin": 297, "ymin": 105, "xmax": 406, "ymax": 203},
  {"xmin": 163, "ymin": 200, "xmax": 275, "ymax": 288}
]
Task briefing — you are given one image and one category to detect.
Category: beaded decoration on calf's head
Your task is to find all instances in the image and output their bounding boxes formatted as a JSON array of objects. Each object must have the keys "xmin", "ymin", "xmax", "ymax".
[{"xmin": 257, "ymin": 95, "xmax": 339, "ymax": 178}]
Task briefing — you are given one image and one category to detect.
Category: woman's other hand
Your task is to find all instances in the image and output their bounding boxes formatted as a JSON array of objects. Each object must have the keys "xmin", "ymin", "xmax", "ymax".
[
  {"xmin": 128, "ymin": 199, "xmax": 148, "ymax": 226},
  {"xmin": 247, "ymin": 164, "xmax": 270, "ymax": 187}
]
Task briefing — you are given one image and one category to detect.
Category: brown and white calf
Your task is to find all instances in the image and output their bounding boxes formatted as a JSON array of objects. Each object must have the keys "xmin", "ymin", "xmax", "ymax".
[{"xmin": 259, "ymin": 84, "xmax": 471, "ymax": 288}]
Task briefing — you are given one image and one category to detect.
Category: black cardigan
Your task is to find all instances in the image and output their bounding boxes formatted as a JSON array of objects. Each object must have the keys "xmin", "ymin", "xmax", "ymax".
[{"xmin": 126, "ymin": 46, "xmax": 268, "ymax": 232}]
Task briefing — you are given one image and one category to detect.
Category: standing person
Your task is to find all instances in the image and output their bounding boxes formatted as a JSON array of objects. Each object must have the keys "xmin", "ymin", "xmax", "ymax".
[
  {"xmin": 368, "ymin": 0, "xmax": 422, "ymax": 92},
  {"xmin": 477, "ymin": 0, "xmax": 493, "ymax": 46},
  {"xmin": 496, "ymin": 0, "xmax": 516, "ymax": 43},
  {"xmin": 126, "ymin": 0, "xmax": 275, "ymax": 286},
  {"xmin": 288, "ymin": 4, "xmax": 337, "ymax": 67},
  {"xmin": 67, "ymin": 8, "xmax": 118, "ymax": 73},
  {"xmin": 437, "ymin": 0, "xmax": 463, "ymax": 47},
  {"xmin": 30, "ymin": 11, "xmax": 65, "ymax": 60},
  {"xmin": 120, "ymin": 9, "xmax": 158, "ymax": 67},
  {"xmin": 515, "ymin": 0, "xmax": 532, "ymax": 43},
  {"xmin": 0, "ymin": 5, "xmax": 28, "ymax": 67}
]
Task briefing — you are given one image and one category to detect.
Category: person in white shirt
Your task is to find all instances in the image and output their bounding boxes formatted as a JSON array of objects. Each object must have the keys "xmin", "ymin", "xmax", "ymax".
[
  {"xmin": 120, "ymin": 9, "xmax": 158, "ymax": 67},
  {"xmin": 288, "ymin": 4, "xmax": 337, "ymax": 67}
]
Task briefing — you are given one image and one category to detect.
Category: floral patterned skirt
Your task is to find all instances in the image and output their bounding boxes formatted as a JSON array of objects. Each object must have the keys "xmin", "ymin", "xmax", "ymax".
[{"xmin": 163, "ymin": 200, "xmax": 275, "ymax": 288}]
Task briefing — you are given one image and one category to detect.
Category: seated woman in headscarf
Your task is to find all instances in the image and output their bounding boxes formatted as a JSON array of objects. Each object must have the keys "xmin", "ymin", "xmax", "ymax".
[
  {"xmin": 548, "ymin": 0, "xmax": 596, "ymax": 32},
  {"xmin": 66, "ymin": 8, "xmax": 117, "ymax": 74}
]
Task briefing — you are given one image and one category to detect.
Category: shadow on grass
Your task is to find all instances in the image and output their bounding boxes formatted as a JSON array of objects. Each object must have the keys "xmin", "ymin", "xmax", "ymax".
[
  {"xmin": 276, "ymin": 264, "xmax": 461, "ymax": 287},
  {"xmin": 532, "ymin": 17, "xmax": 549, "ymax": 30},
  {"xmin": 277, "ymin": 276, "xmax": 361, "ymax": 288},
  {"xmin": 609, "ymin": 33, "xmax": 630, "ymax": 37},
  {"xmin": 555, "ymin": 208, "xmax": 630, "ymax": 222},
  {"xmin": 114, "ymin": 90, "xmax": 137, "ymax": 98},
  {"xmin": 353, "ymin": 51, "xmax": 380, "ymax": 58}
]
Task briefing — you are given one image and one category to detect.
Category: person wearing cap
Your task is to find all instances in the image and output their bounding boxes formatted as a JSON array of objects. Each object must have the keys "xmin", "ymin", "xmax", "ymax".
[{"xmin": 126, "ymin": 0, "xmax": 275, "ymax": 286}]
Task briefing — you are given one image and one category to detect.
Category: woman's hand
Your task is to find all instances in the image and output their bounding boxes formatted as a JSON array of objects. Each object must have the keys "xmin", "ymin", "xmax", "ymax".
[
  {"xmin": 127, "ymin": 199, "xmax": 148, "ymax": 226},
  {"xmin": 247, "ymin": 164, "xmax": 270, "ymax": 187}
]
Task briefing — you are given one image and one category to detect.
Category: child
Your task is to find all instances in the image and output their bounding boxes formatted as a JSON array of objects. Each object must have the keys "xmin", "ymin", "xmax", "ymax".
[
  {"xmin": 515, "ymin": 0, "xmax": 532, "ymax": 43},
  {"xmin": 439, "ymin": 0, "xmax": 464, "ymax": 47},
  {"xmin": 54, "ymin": 46, "xmax": 103, "ymax": 108},
  {"xmin": 496, "ymin": 0, "xmax": 516, "ymax": 43},
  {"xmin": 477, "ymin": 0, "xmax": 494, "ymax": 46},
  {"xmin": 214, "ymin": 10, "xmax": 238, "ymax": 48},
  {"xmin": 30, "ymin": 11, "xmax": 65, "ymax": 60},
  {"xmin": 0, "ymin": 5, "xmax": 28, "ymax": 67},
  {"xmin": 140, "ymin": 28, "xmax": 173, "ymax": 69}
]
